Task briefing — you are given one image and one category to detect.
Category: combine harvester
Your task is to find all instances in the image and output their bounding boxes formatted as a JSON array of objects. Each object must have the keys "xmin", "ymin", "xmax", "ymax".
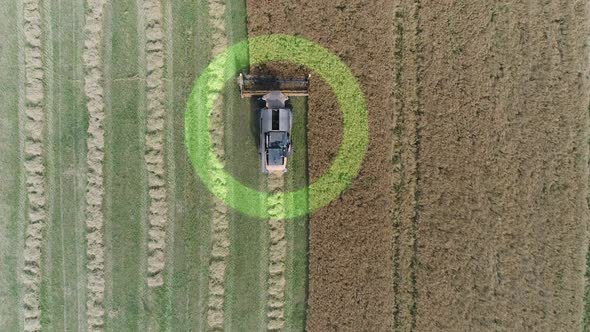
[{"xmin": 238, "ymin": 73, "xmax": 310, "ymax": 174}]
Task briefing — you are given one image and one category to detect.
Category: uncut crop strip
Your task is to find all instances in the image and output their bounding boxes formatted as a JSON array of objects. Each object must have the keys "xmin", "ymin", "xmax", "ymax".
[
  {"xmin": 21, "ymin": 0, "xmax": 47, "ymax": 330},
  {"xmin": 142, "ymin": 0, "xmax": 168, "ymax": 288},
  {"xmin": 82, "ymin": 0, "xmax": 107, "ymax": 329},
  {"xmin": 266, "ymin": 174, "xmax": 287, "ymax": 331},
  {"xmin": 207, "ymin": 0, "xmax": 230, "ymax": 329}
]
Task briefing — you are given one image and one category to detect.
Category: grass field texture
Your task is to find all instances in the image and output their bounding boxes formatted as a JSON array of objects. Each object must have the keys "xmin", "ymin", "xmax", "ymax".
[{"xmin": 0, "ymin": 0, "xmax": 309, "ymax": 330}]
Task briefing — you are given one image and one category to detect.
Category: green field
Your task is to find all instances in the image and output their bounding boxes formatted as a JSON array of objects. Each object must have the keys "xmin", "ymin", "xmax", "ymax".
[{"xmin": 0, "ymin": 0, "xmax": 309, "ymax": 330}]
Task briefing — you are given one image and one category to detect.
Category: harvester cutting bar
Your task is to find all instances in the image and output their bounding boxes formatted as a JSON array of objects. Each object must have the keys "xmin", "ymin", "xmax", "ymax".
[{"xmin": 238, "ymin": 73, "xmax": 310, "ymax": 97}]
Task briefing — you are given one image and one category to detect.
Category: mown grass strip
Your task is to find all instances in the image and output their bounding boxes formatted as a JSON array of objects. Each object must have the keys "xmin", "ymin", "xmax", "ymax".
[
  {"xmin": 0, "ymin": 0, "xmax": 26, "ymax": 330},
  {"xmin": 41, "ymin": 0, "xmax": 87, "ymax": 330},
  {"xmin": 220, "ymin": 0, "xmax": 274, "ymax": 330},
  {"xmin": 223, "ymin": 89, "xmax": 269, "ymax": 332},
  {"xmin": 103, "ymin": 0, "xmax": 148, "ymax": 330},
  {"xmin": 166, "ymin": 0, "xmax": 212, "ymax": 330}
]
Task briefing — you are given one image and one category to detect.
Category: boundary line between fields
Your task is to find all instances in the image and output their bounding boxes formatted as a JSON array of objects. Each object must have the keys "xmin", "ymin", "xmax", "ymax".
[{"xmin": 82, "ymin": 0, "xmax": 107, "ymax": 330}]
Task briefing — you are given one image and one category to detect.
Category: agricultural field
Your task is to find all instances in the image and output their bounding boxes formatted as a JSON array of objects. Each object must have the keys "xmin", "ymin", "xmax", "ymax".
[{"xmin": 0, "ymin": 0, "xmax": 589, "ymax": 332}]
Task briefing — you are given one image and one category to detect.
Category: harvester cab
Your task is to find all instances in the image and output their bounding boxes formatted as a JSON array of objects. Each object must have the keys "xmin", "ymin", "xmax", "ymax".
[{"xmin": 237, "ymin": 73, "xmax": 310, "ymax": 174}]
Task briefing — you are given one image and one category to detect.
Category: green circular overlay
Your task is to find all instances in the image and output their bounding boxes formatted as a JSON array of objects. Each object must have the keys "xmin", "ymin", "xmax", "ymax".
[{"xmin": 185, "ymin": 34, "xmax": 368, "ymax": 219}]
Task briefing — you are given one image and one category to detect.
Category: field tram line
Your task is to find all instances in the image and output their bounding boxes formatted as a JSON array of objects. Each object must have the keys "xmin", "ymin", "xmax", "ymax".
[
  {"xmin": 206, "ymin": 0, "xmax": 230, "ymax": 330},
  {"xmin": 82, "ymin": 0, "xmax": 107, "ymax": 330},
  {"xmin": 266, "ymin": 174, "xmax": 287, "ymax": 331},
  {"xmin": 409, "ymin": 0, "xmax": 424, "ymax": 330},
  {"xmin": 142, "ymin": 0, "xmax": 168, "ymax": 289},
  {"xmin": 391, "ymin": 6, "xmax": 406, "ymax": 331},
  {"xmin": 395, "ymin": 0, "xmax": 423, "ymax": 331},
  {"xmin": 20, "ymin": 0, "xmax": 47, "ymax": 330}
]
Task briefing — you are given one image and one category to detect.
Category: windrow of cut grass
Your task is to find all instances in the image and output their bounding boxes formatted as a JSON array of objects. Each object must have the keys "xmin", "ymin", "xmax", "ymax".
[
  {"xmin": 21, "ymin": 0, "xmax": 48, "ymax": 330},
  {"xmin": 206, "ymin": 0, "xmax": 231, "ymax": 329},
  {"xmin": 266, "ymin": 174, "xmax": 287, "ymax": 331},
  {"xmin": 82, "ymin": 0, "xmax": 108, "ymax": 329},
  {"xmin": 143, "ymin": 0, "xmax": 169, "ymax": 289}
]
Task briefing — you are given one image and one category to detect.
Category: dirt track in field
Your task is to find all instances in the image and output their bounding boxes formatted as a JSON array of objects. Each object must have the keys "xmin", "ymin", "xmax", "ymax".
[{"xmin": 247, "ymin": 0, "xmax": 590, "ymax": 331}]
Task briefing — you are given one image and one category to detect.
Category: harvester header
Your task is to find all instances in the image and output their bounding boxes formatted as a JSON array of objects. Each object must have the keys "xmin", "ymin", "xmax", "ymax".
[{"xmin": 238, "ymin": 73, "xmax": 310, "ymax": 98}]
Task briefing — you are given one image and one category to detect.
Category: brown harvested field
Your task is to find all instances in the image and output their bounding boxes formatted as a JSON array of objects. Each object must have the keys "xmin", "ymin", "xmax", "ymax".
[{"xmin": 247, "ymin": 0, "xmax": 590, "ymax": 331}]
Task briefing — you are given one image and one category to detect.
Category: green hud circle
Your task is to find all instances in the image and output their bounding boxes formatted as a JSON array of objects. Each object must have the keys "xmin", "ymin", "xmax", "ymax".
[{"xmin": 185, "ymin": 34, "xmax": 368, "ymax": 219}]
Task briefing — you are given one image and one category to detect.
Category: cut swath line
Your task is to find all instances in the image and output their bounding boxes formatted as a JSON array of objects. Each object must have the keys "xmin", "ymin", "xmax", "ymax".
[
  {"xmin": 266, "ymin": 174, "xmax": 287, "ymax": 331},
  {"xmin": 142, "ymin": 0, "xmax": 169, "ymax": 289},
  {"xmin": 82, "ymin": 0, "xmax": 107, "ymax": 330},
  {"xmin": 206, "ymin": 0, "xmax": 230, "ymax": 329},
  {"xmin": 21, "ymin": 0, "xmax": 47, "ymax": 330}
]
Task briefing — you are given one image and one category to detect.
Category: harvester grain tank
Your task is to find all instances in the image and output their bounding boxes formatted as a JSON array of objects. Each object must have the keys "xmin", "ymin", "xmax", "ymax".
[{"xmin": 237, "ymin": 73, "xmax": 310, "ymax": 174}]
